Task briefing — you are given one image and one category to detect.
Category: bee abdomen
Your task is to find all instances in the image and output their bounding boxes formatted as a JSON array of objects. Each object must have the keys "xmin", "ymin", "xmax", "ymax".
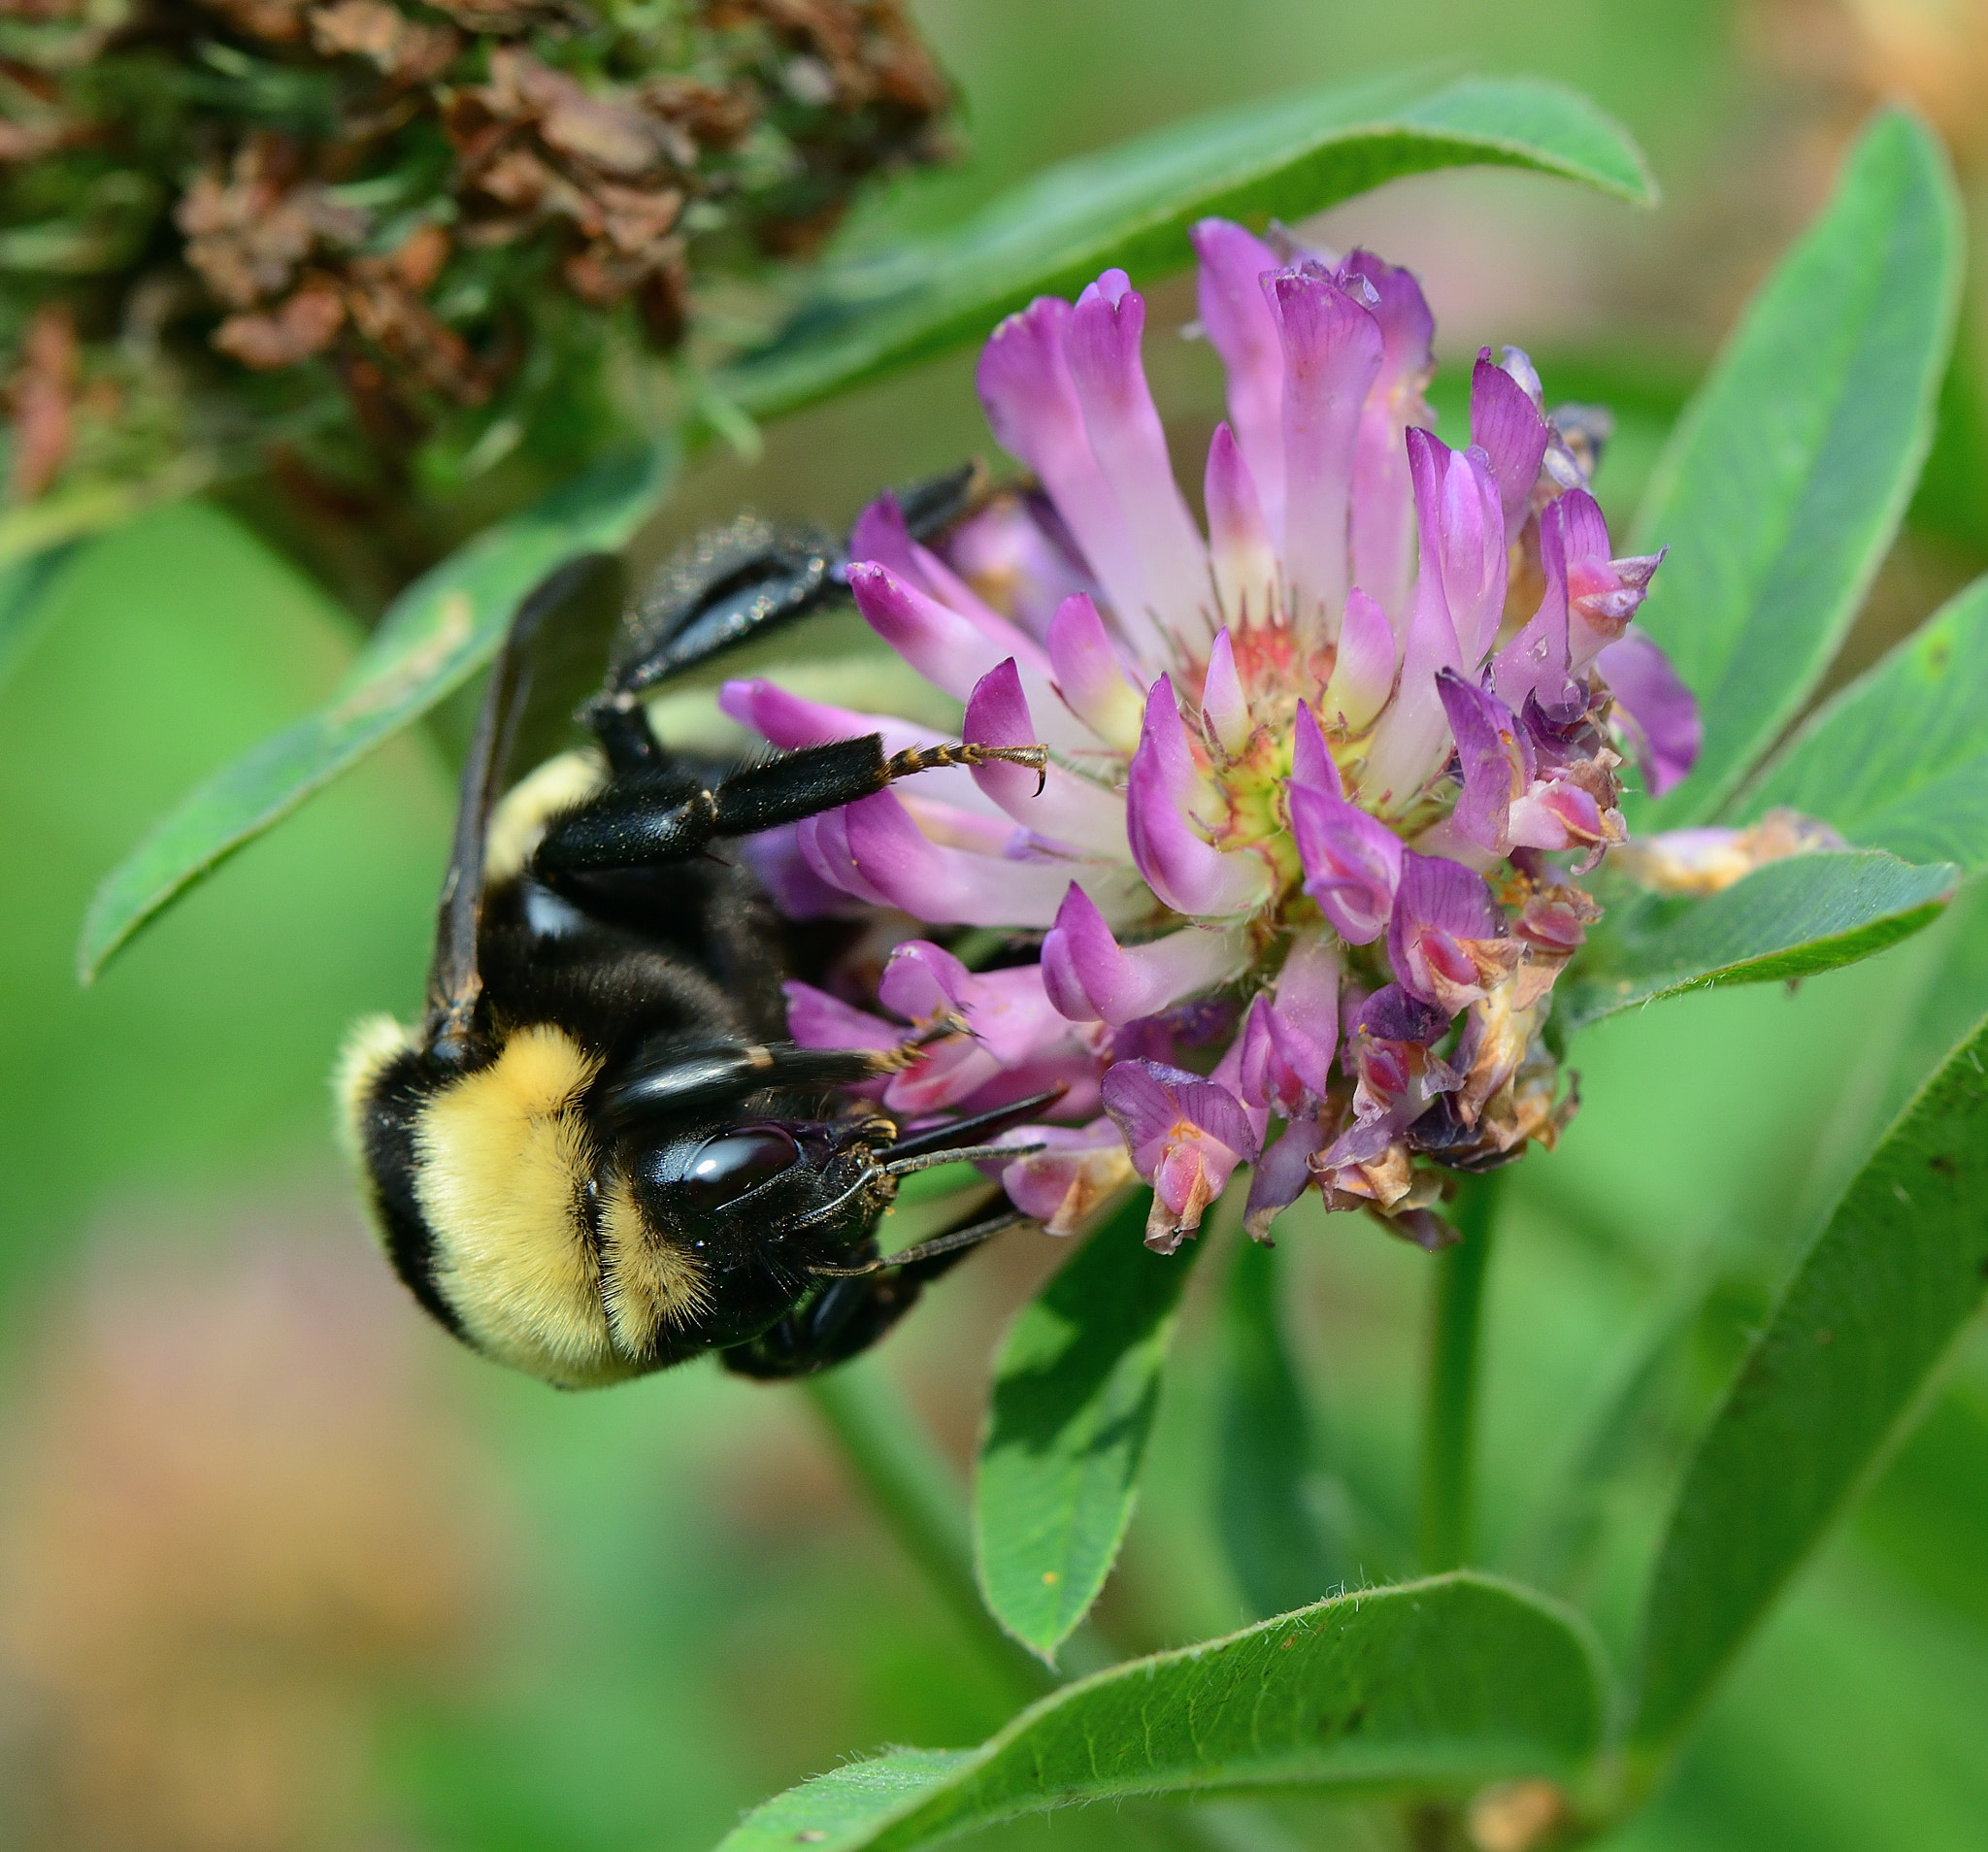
[{"xmin": 334, "ymin": 1015, "xmax": 465, "ymax": 1339}]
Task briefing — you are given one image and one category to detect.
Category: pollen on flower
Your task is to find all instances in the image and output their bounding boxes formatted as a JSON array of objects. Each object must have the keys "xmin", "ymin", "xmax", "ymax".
[{"xmin": 742, "ymin": 220, "xmax": 1709, "ymax": 1254}]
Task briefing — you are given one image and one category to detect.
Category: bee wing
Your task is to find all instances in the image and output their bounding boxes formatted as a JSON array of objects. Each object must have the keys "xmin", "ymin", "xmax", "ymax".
[
  {"xmin": 424, "ymin": 551, "xmax": 626, "ymax": 1050},
  {"xmin": 502, "ymin": 551, "xmax": 628, "ymax": 778}
]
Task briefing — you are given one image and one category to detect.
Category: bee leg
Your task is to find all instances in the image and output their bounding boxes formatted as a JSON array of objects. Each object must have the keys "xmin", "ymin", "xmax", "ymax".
[
  {"xmin": 718, "ymin": 1268, "xmax": 926, "ymax": 1380},
  {"xmin": 719, "ymin": 1198, "xmax": 1022, "ymax": 1381},
  {"xmin": 533, "ymin": 734, "xmax": 1045, "ymax": 883},
  {"xmin": 582, "ymin": 692, "xmax": 670, "ymax": 777},
  {"xmin": 720, "ymin": 1269, "xmax": 886, "ymax": 1381},
  {"xmin": 597, "ymin": 521, "xmax": 841, "ymax": 713},
  {"xmin": 591, "ymin": 462, "xmax": 985, "ymax": 718},
  {"xmin": 894, "ymin": 460, "xmax": 984, "ymax": 540}
]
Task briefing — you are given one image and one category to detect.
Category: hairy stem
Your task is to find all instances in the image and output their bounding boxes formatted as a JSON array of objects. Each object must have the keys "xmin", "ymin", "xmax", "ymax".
[
  {"xmin": 1418, "ymin": 1171, "xmax": 1503, "ymax": 1571},
  {"xmin": 802, "ymin": 1360, "xmax": 1055, "ymax": 1707}
]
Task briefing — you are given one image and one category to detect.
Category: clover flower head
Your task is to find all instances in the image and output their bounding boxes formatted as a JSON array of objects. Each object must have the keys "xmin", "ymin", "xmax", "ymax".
[{"xmin": 740, "ymin": 220, "xmax": 1703, "ymax": 1254}]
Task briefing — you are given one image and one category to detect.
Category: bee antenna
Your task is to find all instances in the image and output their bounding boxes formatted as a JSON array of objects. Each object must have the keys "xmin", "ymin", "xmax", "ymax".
[
  {"xmin": 881, "ymin": 1141, "xmax": 1043, "ymax": 1177},
  {"xmin": 810, "ymin": 1207, "xmax": 1037, "ymax": 1277}
]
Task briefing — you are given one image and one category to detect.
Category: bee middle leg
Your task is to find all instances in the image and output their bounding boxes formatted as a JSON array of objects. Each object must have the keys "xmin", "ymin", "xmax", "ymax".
[
  {"xmin": 719, "ymin": 1201, "xmax": 1028, "ymax": 1380},
  {"xmin": 532, "ymin": 733, "xmax": 1044, "ymax": 887}
]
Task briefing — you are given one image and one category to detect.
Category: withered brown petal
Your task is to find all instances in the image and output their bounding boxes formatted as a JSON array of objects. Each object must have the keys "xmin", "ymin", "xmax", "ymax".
[{"xmin": 215, "ymin": 284, "xmax": 348, "ymax": 370}]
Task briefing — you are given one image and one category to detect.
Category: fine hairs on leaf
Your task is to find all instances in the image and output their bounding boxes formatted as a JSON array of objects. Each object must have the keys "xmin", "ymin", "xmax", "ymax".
[
  {"xmin": 713, "ymin": 1574, "xmax": 1607, "ymax": 1852},
  {"xmin": 1558, "ymin": 850, "xmax": 1958, "ymax": 1032}
]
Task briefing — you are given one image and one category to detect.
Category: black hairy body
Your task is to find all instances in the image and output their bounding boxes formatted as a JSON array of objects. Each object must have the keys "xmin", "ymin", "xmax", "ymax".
[{"xmin": 337, "ymin": 485, "xmax": 1054, "ymax": 1388}]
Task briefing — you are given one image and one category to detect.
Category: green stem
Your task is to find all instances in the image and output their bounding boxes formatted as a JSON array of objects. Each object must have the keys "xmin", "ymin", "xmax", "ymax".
[
  {"xmin": 802, "ymin": 1360, "xmax": 1054, "ymax": 1708},
  {"xmin": 1405, "ymin": 1800, "xmax": 1467, "ymax": 1851},
  {"xmin": 1418, "ymin": 1171, "xmax": 1503, "ymax": 1571}
]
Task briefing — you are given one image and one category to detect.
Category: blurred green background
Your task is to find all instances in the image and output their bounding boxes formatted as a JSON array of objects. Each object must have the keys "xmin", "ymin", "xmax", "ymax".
[{"xmin": 4, "ymin": 3, "xmax": 1988, "ymax": 1848}]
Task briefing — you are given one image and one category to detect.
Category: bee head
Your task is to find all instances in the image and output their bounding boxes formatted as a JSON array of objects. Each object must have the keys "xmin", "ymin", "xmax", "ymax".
[
  {"xmin": 623, "ymin": 1090, "xmax": 1055, "ymax": 1280},
  {"xmin": 625, "ymin": 1113, "xmax": 897, "ymax": 1277},
  {"xmin": 602, "ymin": 1090, "xmax": 1056, "ymax": 1362}
]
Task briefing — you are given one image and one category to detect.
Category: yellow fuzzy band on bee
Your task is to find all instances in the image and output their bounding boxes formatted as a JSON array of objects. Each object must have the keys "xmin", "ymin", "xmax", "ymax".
[
  {"xmin": 414, "ymin": 1024, "xmax": 638, "ymax": 1389},
  {"xmin": 333, "ymin": 1013, "xmax": 417, "ymax": 1174},
  {"xmin": 599, "ymin": 1172, "xmax": 711, "ymax": 1358},
  {"xmin": 484, "ymin": 749, "xmax": 608, "ymax": 885}
]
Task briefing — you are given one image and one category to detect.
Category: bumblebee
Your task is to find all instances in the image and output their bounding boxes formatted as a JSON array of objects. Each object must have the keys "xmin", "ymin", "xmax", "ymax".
[{"xmin": 337, "ymin": 481, "xmax": 1051, "ymax": 1388}]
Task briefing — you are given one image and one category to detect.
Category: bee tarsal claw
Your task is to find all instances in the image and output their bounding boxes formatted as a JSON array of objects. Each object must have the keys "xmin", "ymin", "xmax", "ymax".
[{"xmin": 883, "ymin": 741, "xmax": 1049, "ymax": 796}]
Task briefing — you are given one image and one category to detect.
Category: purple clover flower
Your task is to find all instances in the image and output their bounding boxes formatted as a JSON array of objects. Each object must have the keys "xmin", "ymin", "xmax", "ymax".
[{"xmin": 732, "ymin": 221, "xmax": 1705, "ymax": 1254}]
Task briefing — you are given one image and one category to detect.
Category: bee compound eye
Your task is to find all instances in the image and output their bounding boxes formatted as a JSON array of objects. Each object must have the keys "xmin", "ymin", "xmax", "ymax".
[{"xmin": 678, "ymin": 1125, "xmax": 803, "ymax": 1212}]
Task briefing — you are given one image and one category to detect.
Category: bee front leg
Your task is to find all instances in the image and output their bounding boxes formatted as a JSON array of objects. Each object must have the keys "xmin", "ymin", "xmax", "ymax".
[{"xmin": 719, "ymin": 1267, "xmax": 903, "ymax": 1381}]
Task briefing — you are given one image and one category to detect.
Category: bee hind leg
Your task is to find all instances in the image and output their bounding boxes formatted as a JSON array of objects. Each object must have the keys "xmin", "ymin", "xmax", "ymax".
[{"xmin": 590, "ymin": 461, "xmax": 986, "ymax": 743}]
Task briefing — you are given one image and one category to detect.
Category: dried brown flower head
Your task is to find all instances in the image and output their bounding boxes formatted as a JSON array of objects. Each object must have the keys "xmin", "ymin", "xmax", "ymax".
[{"xmin": 0, "ymin": 0, "xmax": 953, "ymax": 562}]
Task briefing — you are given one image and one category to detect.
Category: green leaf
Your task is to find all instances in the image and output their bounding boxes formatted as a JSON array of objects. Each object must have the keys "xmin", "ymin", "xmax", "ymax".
[
  {"xmin": 719, "ymin": 1751, "xmax": 974, "ymax": 1852},
  {"xmin": 719, "ymin": 74, "xmax": 1654, "ymax": 423},
  {"xmin": 1905, "ymin": 323, "xmax": 1988, "ymax": 555},
  {"xmin": 974, "ymin": 1189, "xmax": 1197, "ymax": 1659},
  {"xmin": 1631, "ymin": 109, "xmax": 1962, "ymax": 829},
  {"xmin": 0, "ymin": 539, "xmax": 82, "ymax": 700},
  {"xmin": 1630, "ymin": 1004, "xmax": 1988, "ymax": 1754},
  {"xmin": 1518, "ymin": 1277, "xmax": 1702, "ymax": 1599},
  {"xmin": 1868, "ymin": 879, "xmax": 1988, "ymax": 1141},
  {"xmin": 1854, "ymin": 1380, "xmax": 1988, "ymax": 1634},
  {"xmin": 1558, "ymin": 850, "xmax": 1957, "ymax": 1033},
  {"xmin": 1734, "ymin": 574, "xmax": 1988, "ymax": 873},
  {"xmin": 714, "ymin": 1572, "xmax": 1606, "ymax": 1852},
  {"xmin": 78, "ymin": 441, "xmax": 676, "ymax": 981},
  {"xmin": 1218, "ymin": 1239, "xmax": 1354, "ymax": 1616}
]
